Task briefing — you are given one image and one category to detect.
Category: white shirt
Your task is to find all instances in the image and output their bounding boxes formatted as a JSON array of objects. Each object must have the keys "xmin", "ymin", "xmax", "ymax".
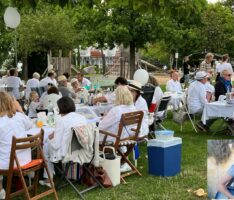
[
  {"xmin": 187, "ymin": 81, "xmax": 207, "ymax": 114},
  {"xmin": 49, "ymin": 112, "xmax": 87, "ymax": 161},
  {"xmin": 215, "ymin": 62, "xmax": 233, "ymax": 74},
  {"xmin": 166, "ymin": 79, "xmax": 182, "ymax": 92},
  {"xmin": 99, "ymin": 105, "xmax": 136, "ymax": 141},
  {"xmin": 39, "ymin": 77, "xmax": 57, "ymax": 87},
  {"xmin": 25, "ymin": 78, "xmax": 40, "ymax": 99},
  {"xmin": 28, "ymin": 102, "xmax": 40, "ymax": 118},
  {"xmin": 135, "ymin": 96, "xmax": 149, "ymax": 138},
  {"xmin": 151, "ymin": 86, "xmax": 163, "ymax": 106},
  {"xmin": 0, "ymin": 75, "xmax": 8, "ymax": 85},
  {"xmin": 205, "ymin": 82, "xmax": 215, "ymax": 94},
  {"xmin": 0, "ymin": 112, "xmax": 33, "ymax": 169},
  {"xmin": 80, "ymin": 78, "xmax": 91, "ymax": 87},
  {"xmin": 6, "ymin": 76, "xmax": 22, "ymax": 99},
  {"xmin": 42, "ymin": 93, "xmax": 62, "ymax": 111}
]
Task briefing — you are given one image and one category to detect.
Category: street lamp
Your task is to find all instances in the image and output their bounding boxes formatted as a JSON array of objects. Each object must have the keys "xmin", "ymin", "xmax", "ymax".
[
  {"xmin": 4, "ymin": 7, "xmax": 21, "ymax": 68},
  {"xmin": 175, "ymin": 52, "xmax": 179, "ymax": 70}
]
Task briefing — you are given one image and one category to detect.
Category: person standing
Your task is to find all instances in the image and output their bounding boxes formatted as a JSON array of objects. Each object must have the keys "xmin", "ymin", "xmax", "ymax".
[
  {"xmin": 215, "ymin": 54, "xmax": 233, "ymax": 82},
  {"xmin": 6, "ymin": 68, "xmax": 23, "ymax": 100},
  {"xmin": 183, "ymin": 56, "xmax": 190, "ymax": 86},
  {"xmin": 77, "ymin": 72, "xmax": 91, "ymax": 88},
  {"xmin": 200, "ymin": 53, "xmax": 214, "ymax": 75}
]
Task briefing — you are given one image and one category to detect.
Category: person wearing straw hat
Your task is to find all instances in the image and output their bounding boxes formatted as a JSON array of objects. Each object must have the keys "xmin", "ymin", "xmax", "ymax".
[
  {"xmin": 128, "ymin": 80, "xmax": 149, "ymax": 138},
  {"xmin": 57, "ymin": 75, "xmax": 76, "ymax": 99}
]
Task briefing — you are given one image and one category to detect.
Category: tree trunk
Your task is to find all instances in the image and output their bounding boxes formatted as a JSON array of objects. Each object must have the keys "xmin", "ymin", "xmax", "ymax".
[
  {"xmin": 129, "ymin": 41, "xmax": 136, "ymax": 79},
  {"xmin": 101, "ymin": 48, "xmax": 106, "ymax": 75},
  {"xmin": 23, "ymin": 53, "xmax": 28, "ymax": 81},
  {"xmin": 77, "ymin": 46, "xmax": 81, "ymax": 67}
]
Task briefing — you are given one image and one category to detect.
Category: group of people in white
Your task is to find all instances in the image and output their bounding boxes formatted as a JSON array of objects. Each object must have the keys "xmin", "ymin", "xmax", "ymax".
[
  {"xmin": 0, "ymin": 52, "xmax": 233, "ymax": 199},
  {"xmin": 0, "ymin": 69, "xmax": 160, "ymax": 198}
]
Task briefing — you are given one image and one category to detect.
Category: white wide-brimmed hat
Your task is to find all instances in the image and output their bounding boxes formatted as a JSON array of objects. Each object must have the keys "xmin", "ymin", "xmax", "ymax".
[
  {"xmin": 195, "ymin": 71, "xmax": 208, "ymax": 80},
  {"xmin": 128, "ymin": 80, "xmax": 143, "ymax": 93}
]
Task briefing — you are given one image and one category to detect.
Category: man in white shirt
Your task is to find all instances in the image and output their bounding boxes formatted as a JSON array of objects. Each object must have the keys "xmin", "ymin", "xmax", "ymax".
[
  {"xmin": 39, "ymin": 71, "xmax": 57, "ymax": 87},
  {"xmin": 166, "ymin": 71, "xmax": 182, "ymax": 92},
  {"xmin": 6, "ymin": 68, "xmax": 23, "ymax": 99},
  {"xmin": 77, "ymin": 72, "xmax": 91, "ymax": 87},
  {"xmin": 25, "ymin": 72, "xmax": 40, "ymax": 99},
  {"xmin": 0, "ymin": 70, "xmax": 9, "ymax": 85}
]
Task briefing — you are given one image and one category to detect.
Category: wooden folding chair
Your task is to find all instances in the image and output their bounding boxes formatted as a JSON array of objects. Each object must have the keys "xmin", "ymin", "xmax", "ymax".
[
  {"xmin": 99, "ymin": 111, "xmax": 144, "ymax": 182},
  {"xmin": 0, "ymin": 131, "xmax": 58, "ymax": 200}
]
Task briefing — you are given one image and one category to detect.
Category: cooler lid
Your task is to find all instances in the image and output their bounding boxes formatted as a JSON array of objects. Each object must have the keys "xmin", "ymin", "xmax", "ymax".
[{"xmin": 147, "ymin": 137, "xmax": 182, "ymax": 148}]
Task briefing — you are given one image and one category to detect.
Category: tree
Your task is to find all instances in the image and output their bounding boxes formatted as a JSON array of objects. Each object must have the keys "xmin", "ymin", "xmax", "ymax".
[{"xmin": 201, "ymin": 4, "xmax": 234, "ymax": 57}]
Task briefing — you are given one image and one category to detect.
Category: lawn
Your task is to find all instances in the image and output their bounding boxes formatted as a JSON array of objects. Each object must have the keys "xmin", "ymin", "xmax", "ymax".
[{"xmin": 37, "ymin": 113, "xmax": 232, "ymax": 200}]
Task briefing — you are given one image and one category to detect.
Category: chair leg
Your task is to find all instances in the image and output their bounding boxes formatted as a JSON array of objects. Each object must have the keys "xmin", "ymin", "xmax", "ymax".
[
  {"xmin": 54, "ymin": 164, "xmax": 85, "ymax": 200},
  {"xmin": 159, "ymin": 123, "xmax": 166, "ymax": 130}
]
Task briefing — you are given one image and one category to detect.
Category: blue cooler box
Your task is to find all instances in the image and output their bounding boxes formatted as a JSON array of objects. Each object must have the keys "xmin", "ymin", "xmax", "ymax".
[{"xmin": 147, "ymin": 137, "xmax": 182, "ymax": 176}]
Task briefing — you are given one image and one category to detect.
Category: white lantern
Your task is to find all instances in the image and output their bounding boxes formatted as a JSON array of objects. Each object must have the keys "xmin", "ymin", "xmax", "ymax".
[
  {"xmin": 4, "ymin": 7, "xmax": 21, "ymax": 29},
  {"xmin": 133, "ymin": 69, "xmax": 149, "ymax": 86}
]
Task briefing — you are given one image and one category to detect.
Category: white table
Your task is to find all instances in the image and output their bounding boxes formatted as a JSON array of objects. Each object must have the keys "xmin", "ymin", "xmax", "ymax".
[
  {"xmin": 25, "ymin": 127, "xmax": 54, "ymax": 142},
  {"xmin": 202, "ymin": 101, "xmax": 234, "ymax": 124},
  {"xmin": 164, "ymin": 92, "xmax": 185, "ymax": 110}
]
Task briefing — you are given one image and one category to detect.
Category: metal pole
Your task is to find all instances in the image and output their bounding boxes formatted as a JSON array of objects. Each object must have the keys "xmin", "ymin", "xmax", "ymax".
[
  {"xmin": 15, "ymin": 30, "xmax": 17, "ymax": 68},
  {"xmin": 176, "ymin": 58, "xmax": 178, "ymax": 70}
]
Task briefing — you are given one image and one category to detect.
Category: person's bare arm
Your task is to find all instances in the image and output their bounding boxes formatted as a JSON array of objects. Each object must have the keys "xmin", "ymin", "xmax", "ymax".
[
  {"xmin": 218, "ymin": 173, "xmax": 234, "ymax": 199},
  {"xmin": 92, "ymin": 96, "xmax": 107, "ymax": 105}
]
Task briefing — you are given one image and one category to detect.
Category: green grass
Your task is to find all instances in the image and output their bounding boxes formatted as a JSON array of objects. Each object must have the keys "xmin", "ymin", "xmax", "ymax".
[{"xmin": 36, "ymin": 114, "xmax": 231, "ymax": 200}]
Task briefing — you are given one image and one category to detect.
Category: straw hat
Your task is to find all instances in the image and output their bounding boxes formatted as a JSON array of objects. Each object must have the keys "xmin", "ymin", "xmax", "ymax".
[
  {"xmin": 195, "ymin": 71, "xmax": 208, "ymax": 80},
  {"xmin": 58, "ymin": 75, "xmax": 67, "ymax": 82},
  {"xmin": 128, "ymin": 80, "xmax": 143, "ymax": 93}
]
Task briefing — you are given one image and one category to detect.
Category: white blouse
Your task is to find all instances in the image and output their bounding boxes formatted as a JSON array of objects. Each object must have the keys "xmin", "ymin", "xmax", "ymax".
[
  {"xmin": 42, "ymin": 93, "xmax": 62, "ymax": 111},
  {"xmin": 135, "ymin": 96, "xmax": 149, "ymax": 138},
  {"xmin": 151, "ymin": 86, "xmax": 163, "ymax": 106},
  {"xmin": 99, "ymin": 105, "xmax": 136, "ymax": 141},
  {"xmin": 0, "ymin": 112, "xmax": 33, "ymax": 169},
  {"xmin": 187, "ymin": 81, "xmax": 207, "ymax": 114},
  {"xmin": 166, "ymin": 79, "xmax": 182, "ymax": 92},
  {"xmin": 49, "ymin": 112, "xmax": 87, "ymax": 161}
]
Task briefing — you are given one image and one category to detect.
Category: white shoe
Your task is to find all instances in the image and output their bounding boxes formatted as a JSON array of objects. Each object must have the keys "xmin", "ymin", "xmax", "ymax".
[
  {"xmin": 39, "ymin": 180, "xmax": 52, "ymax": 188},
  {"xmin": 120, "ymin": 163, "xmax": 132, "ymax": 173},
  {"xmin": 0, "ymin": 189, "xmax": 6, "ymax": 200}
]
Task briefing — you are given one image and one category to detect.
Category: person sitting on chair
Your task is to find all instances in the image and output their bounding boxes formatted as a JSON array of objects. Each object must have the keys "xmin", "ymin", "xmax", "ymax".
[
  {"xmin": 57, "ymin": 75, "xmax": 76, "ymax": 99},
  {"xmin": 215, "ymin": 69, "xmax": 232, "ymax": 101},
  {"xmin": 77, "ymin": 72, "xmax": 91, "ymax": 88},
  {"xmin": 0, "ymin": 92, "xmax": 33, "ymax": 199},
  {"xmin": 166, "ymin": 71, "xmax": 182, "ymax": 92},
  {"xmin": 99, "ymin": 85, "xmax": 136, "ymax": 142},
  {"xmin": 147, "ymin": 75, "xmax": 163, "ymax": 113},
  {"xmin": 39, "ymin": 96, "xmax": 87, "ymax": 188},
  {"xmin": 128, "ymin": 80, "xmax": 149, "ymax": 138},
  {"xmin": 92, "ymin": 76, "xmax": 128, "ymax": 105}
]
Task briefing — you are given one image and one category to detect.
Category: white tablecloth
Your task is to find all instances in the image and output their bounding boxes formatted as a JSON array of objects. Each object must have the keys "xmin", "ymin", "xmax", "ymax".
[
  {"xmin": 75, "ymin": 104, "xmax": 113, "ymax": 116},
  {"xmin": 202, "ymin": 101, "xmax": 234, "ymax": 124},
  {"xmin": 25, "ymin": 127, "xmax": 54, "ymax": 142},
  {"xmin": 164, "ymin": 92, "xmax": 185, "ymax": 110}
]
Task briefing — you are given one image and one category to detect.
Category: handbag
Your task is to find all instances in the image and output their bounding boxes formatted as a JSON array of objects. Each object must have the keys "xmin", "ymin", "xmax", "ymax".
[
  {"xmin": 99, "ymin": 146, "xmax": 121, "ymax": 187},
  {"xmin": 82, "ymin": 164, "xmax": 112, "ymax": 188},
  {"xmin": 173, "ymin": 109, "xmax": 188, "ymax": 125}
]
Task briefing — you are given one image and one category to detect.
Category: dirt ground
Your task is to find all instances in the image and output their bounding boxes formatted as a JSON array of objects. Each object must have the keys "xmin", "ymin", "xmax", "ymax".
[{"xmin": 153, "ymin": 73, "xmax": 170, "ymax": 85}]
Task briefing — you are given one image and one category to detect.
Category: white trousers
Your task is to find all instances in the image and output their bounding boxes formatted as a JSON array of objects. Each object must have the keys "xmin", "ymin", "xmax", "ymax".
[{"xmin": 43, "ymin": 142, "xmax": 54, "ymax": 179}]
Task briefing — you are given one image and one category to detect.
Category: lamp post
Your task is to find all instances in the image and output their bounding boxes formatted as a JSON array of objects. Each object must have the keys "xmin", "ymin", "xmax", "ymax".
[
  {"xmin": 4, "ymin": 7, "xmax": 21, "ymax": 69},
  {"xmin": 175, "ymin": 52, "xmax": 179, "ymax": 70}
]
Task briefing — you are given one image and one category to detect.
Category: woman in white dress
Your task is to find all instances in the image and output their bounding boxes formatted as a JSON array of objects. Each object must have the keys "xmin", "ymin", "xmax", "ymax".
[
  {"xmin": 0, "ymin": 92, "xmax": 33, "ymax": 199},
  {"xmin": 39, "ymin": 96, "xmax": 87, "ymax": 187}
]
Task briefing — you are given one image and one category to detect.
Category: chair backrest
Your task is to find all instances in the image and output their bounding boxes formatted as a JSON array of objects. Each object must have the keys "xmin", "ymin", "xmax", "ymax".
[
  {"xmin": 141, "ymin": 85, "xmax": 155, "ymax": 109},
  {"xmin": 114, "ymin": 111, "xmax": 144, "ymax": 149},
  {"xmin": 157, "ymin": 96, "xmax": 171, "ymax": 112},
  {"xmin": 9, "ymin": 131, "xmax": 44, "ymax": 169}
]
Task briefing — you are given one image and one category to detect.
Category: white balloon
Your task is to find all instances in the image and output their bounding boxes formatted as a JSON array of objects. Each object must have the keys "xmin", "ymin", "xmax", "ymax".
[
  {"xmin": 4, "ymin": 7, "xmax": 21, "ymax": 29},
  {"xmin": 133, "ymin": 69, "xmax": 149, "ymax": 85}
]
